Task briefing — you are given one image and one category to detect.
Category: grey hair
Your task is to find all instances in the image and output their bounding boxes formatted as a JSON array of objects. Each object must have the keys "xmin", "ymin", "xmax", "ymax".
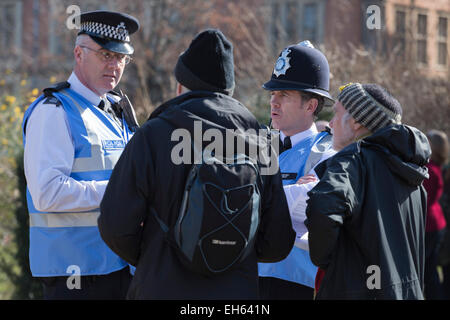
[{"xmin": 75, "ymin": 34, "xmax": 92, "ymax": 49}]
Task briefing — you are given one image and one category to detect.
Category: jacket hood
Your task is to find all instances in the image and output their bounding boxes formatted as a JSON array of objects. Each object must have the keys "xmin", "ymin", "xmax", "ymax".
[
  {"xmin": 361, "ymin": 124, "xmax": 431, "ymax": 186},
  {"xmin": 147, "ymin": 91, "xmax": 271, "ymax": 165}
]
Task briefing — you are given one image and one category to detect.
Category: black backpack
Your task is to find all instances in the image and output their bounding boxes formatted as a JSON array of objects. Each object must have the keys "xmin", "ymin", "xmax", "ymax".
[{"xmin": 151, "ymin": 152, "xmax": 262, "ymax": 277}]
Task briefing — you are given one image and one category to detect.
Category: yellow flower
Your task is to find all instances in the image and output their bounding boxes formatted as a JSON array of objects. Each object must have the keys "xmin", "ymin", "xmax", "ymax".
[
  {"xmin": 31, "ymin": 88, "xmax": 39, "ymax": 96},
  {"xmin": 14, "ymin": 106, "xmax": 21, "ymax": 115},
  {"xmin": 0, "ymin": 104, "xmax": 6, "ymax": 111},
  {"xmin": 28, "ymin": 97, "xmax": 37, "ymax": 103},
  {"xmin": 5, "ymin": 96, "xmax": 16, "ymax": 105},
  {"xmin": 9, "ymin": 116, "xmax": 15, "ymax": 123},
  {"xmin": 49, "ymin": 76, "xmax": 57, "ymax": 84},
  {"xmin": 20, "ymin": 79, "xmax": 27, "ymax": 86},
  {"xmin": 1, "ymin": 139, "xmax": 8, "ymax": 146},
  {"xmin": 0, "ymin": 79, "xmax": 5, "ymax": 86}
]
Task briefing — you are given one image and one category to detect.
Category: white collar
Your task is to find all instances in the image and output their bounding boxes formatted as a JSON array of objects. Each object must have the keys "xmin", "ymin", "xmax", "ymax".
[
  {"xmin": 280, "ymin": 124, "xmax": 318, "ymax": 148},
  {"xmin": 67, "ymin": 72, "xmax": 104, "ymax": 106}
]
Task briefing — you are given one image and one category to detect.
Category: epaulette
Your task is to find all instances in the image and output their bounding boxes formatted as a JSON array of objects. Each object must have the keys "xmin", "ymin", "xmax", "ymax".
[
  {"xmin": 43, "ymin": 81, "xmax": 70, "ymax": 97},
  {"xmin": 43, "ymin": 96, "xmax": 61, "ymax": 106}
]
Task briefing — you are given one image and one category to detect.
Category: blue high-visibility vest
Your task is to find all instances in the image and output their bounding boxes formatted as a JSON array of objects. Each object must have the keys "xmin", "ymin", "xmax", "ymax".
[
  {"xmin": 22, "ymin": 88, "xmax": 133, "ymax": 277},
  {"xmin": 258, "ymin": 131, "xmax": 329, "ymax": 288}
]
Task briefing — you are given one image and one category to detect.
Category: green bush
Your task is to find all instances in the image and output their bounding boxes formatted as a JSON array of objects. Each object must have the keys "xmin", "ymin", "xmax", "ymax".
[{"xmin": 0, "ymin": 84, "xmax": 43, "ymax": 299}]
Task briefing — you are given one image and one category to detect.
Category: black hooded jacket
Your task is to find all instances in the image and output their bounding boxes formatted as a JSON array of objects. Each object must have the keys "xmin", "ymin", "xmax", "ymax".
[
  {"xmin": 305, "ymin": 124, "xmax": 431, "ymax": 300},
  {"xmin": 98, "ymin": 91, "xmax": 295, "ymax": 299}
]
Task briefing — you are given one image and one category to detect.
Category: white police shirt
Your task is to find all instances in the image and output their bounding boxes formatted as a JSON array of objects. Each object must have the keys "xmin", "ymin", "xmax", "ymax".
[
  {"xmin": 24, "ymin": 72, "xmax": 115, "ymax": 212},
  {"xmin": 281, "ymin": 124, "xmax": 337, "ymax": 251}
]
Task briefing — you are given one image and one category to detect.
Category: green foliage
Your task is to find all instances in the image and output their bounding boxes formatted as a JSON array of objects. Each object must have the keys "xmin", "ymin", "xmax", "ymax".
[{"xmin": 0, "ymin": 83, "xmax": 43, "ymax": 299}]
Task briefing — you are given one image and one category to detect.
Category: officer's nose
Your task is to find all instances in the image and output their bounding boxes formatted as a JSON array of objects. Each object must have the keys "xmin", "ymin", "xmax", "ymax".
[{"xmin": 270, "ymin": 94, "xmax": 280, "ymax": 109}]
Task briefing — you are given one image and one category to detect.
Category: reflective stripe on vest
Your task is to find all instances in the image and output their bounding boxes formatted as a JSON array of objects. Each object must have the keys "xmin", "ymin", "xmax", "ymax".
[{"xmin": 29, "ymin": 211, "xmax": 100, "ymax": 228}]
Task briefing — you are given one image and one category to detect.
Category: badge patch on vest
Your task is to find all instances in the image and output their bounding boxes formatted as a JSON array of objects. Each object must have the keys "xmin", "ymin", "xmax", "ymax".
[
  {"xmin": 102, "ymin": 140, "xmax": 125, "ymax": 150},
  {"xmin": 281, "ymin": 172, "xmax": 297, "ymax": 180}
]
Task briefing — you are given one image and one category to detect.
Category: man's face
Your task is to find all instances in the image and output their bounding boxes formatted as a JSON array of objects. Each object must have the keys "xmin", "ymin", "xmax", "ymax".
[
  {"xmin": 75, "ymin": 39, "xmax": 126, "ymax": 96},
  {"xmin": 329, "ymin": 101, "xmax": 357, "ymax": 151},
  {"xmin": 270, "ymin": 90, "xmax": 311, "ymax": 136}
]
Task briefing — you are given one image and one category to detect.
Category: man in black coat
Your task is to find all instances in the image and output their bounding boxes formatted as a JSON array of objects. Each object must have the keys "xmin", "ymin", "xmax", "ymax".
[
  {"xmin": 98, "ymin": 29, "xmax": 295, "ymax": 299},
  {"xmin": 306, "ymin": 83, "xmax": 430, "ymax": 299}
]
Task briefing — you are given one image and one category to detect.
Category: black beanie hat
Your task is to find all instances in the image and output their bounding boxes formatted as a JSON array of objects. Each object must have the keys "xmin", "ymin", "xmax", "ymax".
[{"xmin": 174, "ymin": 29, "xmax": 235, "ymax": 96}]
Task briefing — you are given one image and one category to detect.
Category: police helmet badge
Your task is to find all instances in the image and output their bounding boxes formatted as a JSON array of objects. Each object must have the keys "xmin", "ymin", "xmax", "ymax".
[{"xmin": 273, "ymin": 48, "xmax": 291, "ymax": 77}]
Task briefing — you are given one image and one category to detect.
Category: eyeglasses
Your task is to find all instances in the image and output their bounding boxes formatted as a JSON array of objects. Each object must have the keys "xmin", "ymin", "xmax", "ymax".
[{"xmin": 79, "ymin": 45, "xmax": 132, "ymax": 65}]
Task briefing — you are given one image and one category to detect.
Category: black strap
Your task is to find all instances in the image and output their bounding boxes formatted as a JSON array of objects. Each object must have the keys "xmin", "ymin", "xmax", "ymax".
[
  {"xmin": 43, "ymin": 81, "xmax": 70, "ymax": 97},
  {"xmin": 150, "ymin": 206, "xmax": 169, "ymax": 233},
  {"xmin": 111, "ymin": 90, "xmax": 139, "ymax": 132}
]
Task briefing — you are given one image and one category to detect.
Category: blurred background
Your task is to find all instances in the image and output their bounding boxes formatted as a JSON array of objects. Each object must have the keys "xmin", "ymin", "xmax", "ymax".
[{"xmin": 0, "ymin": 0, "xmax": 448, "ymax": 299}]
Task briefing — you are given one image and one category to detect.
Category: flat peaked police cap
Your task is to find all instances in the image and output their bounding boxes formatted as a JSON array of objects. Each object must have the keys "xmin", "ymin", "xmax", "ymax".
[{"xmin": 76, "ymin": 10, "xmax": 140, "ymax": 55}]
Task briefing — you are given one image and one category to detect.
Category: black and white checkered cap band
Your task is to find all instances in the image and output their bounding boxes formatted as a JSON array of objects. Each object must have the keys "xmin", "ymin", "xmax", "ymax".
[{"xmin": 81, "ymin": 21, "xmax": 130, "ymax": 42}]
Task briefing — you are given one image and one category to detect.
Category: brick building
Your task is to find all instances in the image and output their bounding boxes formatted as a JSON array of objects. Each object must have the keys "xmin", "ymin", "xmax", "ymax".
[
  {"xmin": 0, "ymin": 0, "xmax": 448, "ymax": 93},
  {"xmin": 265, "ymin": 0, "xmax": 449, "ymax": 77}
]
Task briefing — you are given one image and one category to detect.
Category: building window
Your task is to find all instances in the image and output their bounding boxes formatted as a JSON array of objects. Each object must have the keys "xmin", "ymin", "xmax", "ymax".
[
  {"xmin": 396, "ymin": 10, "xmax": 406, "ymax": 34},
  {"xmin": 285, "ymin": 1, "xmax": 299, "ymax": 41},
  {"xmin": 269, "ymin": 0, "xmax": 324, "ymax": 51},
  {"xmin": 417, "ymin": 13, "xmax": 427, "ymax": 64},
  {"xmin": 303, "ymin": 3, "xmax": 318, "ymax": 43},
  {"xmin": 394, "ymin": 10, "xmax": 406, "ymax": 56},
  {"xmin": 438, "ymin": 17, "xmax": 448, "ymax": 66}
]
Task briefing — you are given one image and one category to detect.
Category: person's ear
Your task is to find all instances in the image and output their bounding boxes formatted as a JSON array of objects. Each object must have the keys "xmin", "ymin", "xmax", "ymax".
[
  {"xmin": 351, "ymin": 118, "xmax": 363, "ymax": 131},
  {"xmin": 176, "ymin": 82, "xmax": 183, "ymax": 96},
  {"xmin": 305, "ymin": 98, "xmax": 318, "ymax": 115},
  {"xmin": 74, "ymin": 46, "xmax": 83, "ymax": 64}
]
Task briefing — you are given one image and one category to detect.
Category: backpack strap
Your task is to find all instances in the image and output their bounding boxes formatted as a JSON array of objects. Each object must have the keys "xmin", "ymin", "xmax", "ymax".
[{"xmin": 149, "ymin": 206, "xmax": 169, "ymax": 233}]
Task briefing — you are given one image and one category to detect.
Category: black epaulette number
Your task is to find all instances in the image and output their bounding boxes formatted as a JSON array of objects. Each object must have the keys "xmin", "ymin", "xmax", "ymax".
[{"xmin": 43, "ymin": 96, "xmax": 61, "ymax": 106}]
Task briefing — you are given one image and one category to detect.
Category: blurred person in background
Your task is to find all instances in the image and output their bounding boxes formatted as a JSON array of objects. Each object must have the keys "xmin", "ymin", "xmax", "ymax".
[
  {"xmin": 423, "ymin": 130, "xmax": 449, "ymax": 299},
  {"xmin": 439, "ymin": 163, "xmax": 450, "ymax": 299}
]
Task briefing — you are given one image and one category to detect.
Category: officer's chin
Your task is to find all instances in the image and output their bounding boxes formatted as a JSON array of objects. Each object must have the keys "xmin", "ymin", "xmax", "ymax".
[{"xmin": 101, "ymin": 77, "xmax": 118, "ymax": 91}]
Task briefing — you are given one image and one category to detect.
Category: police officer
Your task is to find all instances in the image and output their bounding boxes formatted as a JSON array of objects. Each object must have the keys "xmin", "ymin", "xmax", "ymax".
[
  {"xmin": 258, "ymin": 41, "xmax": 336, "ymax": 299},
  {"xmin": 22, "ymin": 11, "xmax": 139, "ymax": 299}
]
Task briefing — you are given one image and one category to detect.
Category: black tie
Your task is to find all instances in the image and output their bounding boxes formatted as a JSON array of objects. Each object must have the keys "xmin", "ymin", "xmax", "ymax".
[
  {"xmin": 283, "ymin": 136, "xmax": 292, "ymax": 150},
  {"xmin": 97, "ymin": 99, "xmax": 103, "ymax": 110},
  {"xmin": 98, "ymin": 99, "xmax": 122, "ymax": 128}
]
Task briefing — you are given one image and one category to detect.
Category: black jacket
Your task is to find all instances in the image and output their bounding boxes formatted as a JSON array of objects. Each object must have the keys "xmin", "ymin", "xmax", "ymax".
[
  {"xmin": 98, "ymin": 91, "xmax": 295, "ymax": 299},
  {"xmin": 306, "ymin": 124, "xmax": 431, "ymax": 300}
]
